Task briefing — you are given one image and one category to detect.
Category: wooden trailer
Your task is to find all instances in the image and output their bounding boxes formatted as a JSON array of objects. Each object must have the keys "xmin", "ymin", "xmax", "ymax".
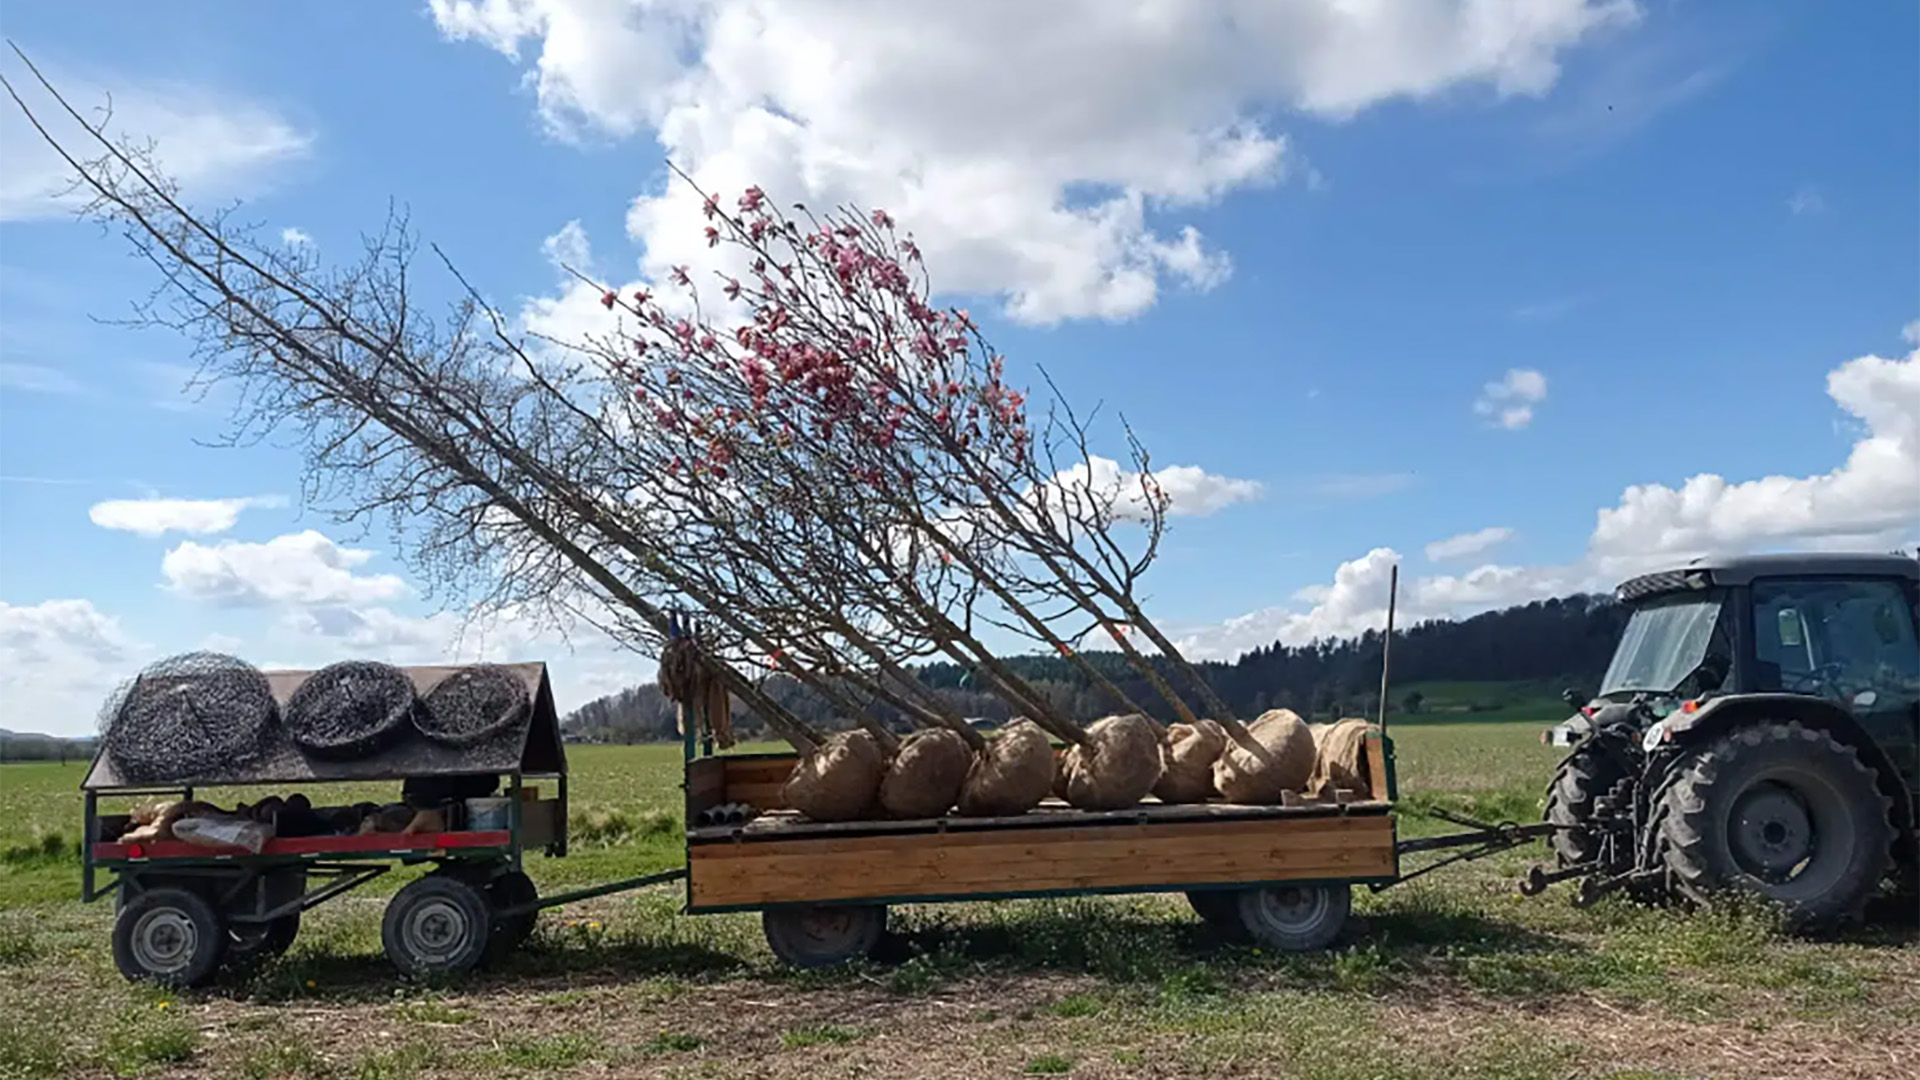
[{"xmin": 678, "ymin": 731, "xmax": 1404, "ymax": 966}]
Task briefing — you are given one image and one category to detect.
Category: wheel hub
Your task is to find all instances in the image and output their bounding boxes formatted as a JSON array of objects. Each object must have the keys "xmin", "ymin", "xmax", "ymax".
[
  {"xmin": 1730, "ymin": 784, "xmax": 1814, "ymax": 880},
  {"xmin": 132, "ymin": 909, "xmax": 197, "ymax": 973},
  {"xmin": 405, "ymin": 899, "xmax": 469, "ymax": 960},
  {"xmin": 1251, "ymin": 885, "xmax": 1327, "ymax": 931}
]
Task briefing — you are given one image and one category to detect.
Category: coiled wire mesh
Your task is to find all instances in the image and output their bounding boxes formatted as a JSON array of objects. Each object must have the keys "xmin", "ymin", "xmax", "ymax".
[
  {"xmin": 284, "ymin": 660, "xmax": 418, "ymax": 760},
  {"xmin": 415, "ymin": 664, "xmax": 531, "ymax": 747},
  {"xmin": 98, "ymin": 652, "xmax": 276, "ymax": 782}
]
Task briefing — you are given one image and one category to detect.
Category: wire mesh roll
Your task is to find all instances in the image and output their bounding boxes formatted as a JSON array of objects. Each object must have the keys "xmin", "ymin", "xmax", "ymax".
[
  {"xmin": 285, "ymin": 660, "xmax": 418, "ymax": 760},
  {"xmin": 415, "ymin": 664, "xmax": 530, "ymax": 747},
  {"xmin": 99, "ymin": 652, "xmax": 276, "ymax": 782}
]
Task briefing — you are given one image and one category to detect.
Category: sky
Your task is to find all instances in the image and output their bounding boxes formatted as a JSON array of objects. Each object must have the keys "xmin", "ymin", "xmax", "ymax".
[{"xmin": 1, "ymin": 0, "xmax": 1915, "ymax": 738}]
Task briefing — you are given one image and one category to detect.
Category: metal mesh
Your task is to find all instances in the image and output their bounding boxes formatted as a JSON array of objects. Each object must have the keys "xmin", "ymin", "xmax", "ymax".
[
  {"xmin": 284, "ymin": 660, "xmax": 418, "ymax": 760},
  {"xmin": 415, "ymin": 664, "xmax": 531, "ymax": 747},
  {"xmin": 98, "ymin": 652, "xmax": 277, "ymax": 782}
]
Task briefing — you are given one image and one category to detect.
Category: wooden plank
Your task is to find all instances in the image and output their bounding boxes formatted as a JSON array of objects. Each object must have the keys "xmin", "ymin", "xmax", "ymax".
[
  {"xmin": 685, "ymin": 758, "xmax": 726, "ymax": 818},
  {"xmin": 685, "ymin": 797, "xmax": 1392, "ymax": 842},
  {"xmin": 689, "ymin": 815, "xmax": 1394, "ymax": 906},
  {"xmin": 695, "ymin": 814, "xmax": 1381, "ymax": 860},
  {"xmin": 1365, "ymin": 734, "xmax": 1389, "ymax": 801},
  {"xmin": 722, "ymin": 757, "xmax": 798, "ymax": 785},
  {"xmin": 724, "ymin": 781, "xmax": 788, "ymax": 811}
]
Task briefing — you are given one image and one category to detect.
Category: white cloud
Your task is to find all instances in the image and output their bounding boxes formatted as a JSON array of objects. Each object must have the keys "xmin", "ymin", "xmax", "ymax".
[
  {"xmin": 0, "ymin": 599, "xmax": 146, "ymax": 737},
  {"xmin": 1183, "ymin": 328, "xmax": 1920, "ymax": 659},
  {"xmin": 1425, "ymin": 526, "xmax": 1515, "ymax": 562},
  {"xmin": 1901, "ymin": 320, "xmax": 1919, "ymax": 347},
  {"xmin": 281, "ymin": 226, "xmax": 313, "ymax": 247},
  {"xmin": 0, "ymin": 63, "xmax": 312, "ymax": 222},
  {"xmin": 89, "ymin": 494, "xmax": 286, "ymax": 537},
  {"xmin": 1787, "ymin": 185, "xmax": 1827, "ymax": 216},
  {"xmin": 1474, "ymin": 368, "xmax": 1548, "ymax": 429},
  {"xmin": 0, "ymin": 362, "xmax": 84, "ymax": 395},
  {"xmin": 161, "ymin": 530, "xmax": 408, "ymax": 607},
  {"xmin": 1586, "ymin": 339, "xmax": 1920, "ymax": 577},
  {"xmin": 433, "ymin": 0, "xmax": 1637, "ymax": 325},
  {"xmin": 1036, "ymin": 454, "xmax": 1263, "ymax": 522}
]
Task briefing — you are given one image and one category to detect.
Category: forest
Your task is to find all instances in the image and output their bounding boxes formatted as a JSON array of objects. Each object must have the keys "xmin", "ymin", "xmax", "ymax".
[{"xmin": 560, "ymin": 592, "xmax": 1628, "ymax": 743}]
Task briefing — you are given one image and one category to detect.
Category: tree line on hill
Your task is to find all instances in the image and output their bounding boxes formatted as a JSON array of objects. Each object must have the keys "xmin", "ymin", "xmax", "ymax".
[{"xmin": 561, "ymin": 593, "xmax": 1627, "ymax": 744}]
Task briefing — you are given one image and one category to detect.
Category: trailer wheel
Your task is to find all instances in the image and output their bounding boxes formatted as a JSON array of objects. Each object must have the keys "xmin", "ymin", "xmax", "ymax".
[
  {"xmin": 1235, "ymin": 883, "xmax": 1350, "ymax": 952},
  {"xmin": 227, "ymin": 915, "xmax": 300, "ymax": 966},
  {"xmin": 762, "ymin": 905, "xmax": 886, "ymax": 968},
  {"xmin": 382, "ymin": 875, "xmax": 492, "ymax": 978},
  {"xmin": 1185, "ymin": 890, "xmax": 1250, "ymax": 942},
  {"xmin": 114, "ymin": 887, "xmax": 226, "ymax": 988},
  {"xmin": 486, "ymin": 870, "xmax": 539, "ymax": 959}
]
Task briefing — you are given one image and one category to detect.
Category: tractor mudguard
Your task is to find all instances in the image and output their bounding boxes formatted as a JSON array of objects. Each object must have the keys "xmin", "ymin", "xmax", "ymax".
[{"xmin": 1645, "ymin": 693, "xmax": 1914, "ymax": 835}]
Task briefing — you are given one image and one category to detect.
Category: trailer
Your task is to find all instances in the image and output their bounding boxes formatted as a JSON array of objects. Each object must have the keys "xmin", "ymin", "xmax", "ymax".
[{"xmin": 83, "ymin": 659, "xmax": 1555, "ymax": 986}]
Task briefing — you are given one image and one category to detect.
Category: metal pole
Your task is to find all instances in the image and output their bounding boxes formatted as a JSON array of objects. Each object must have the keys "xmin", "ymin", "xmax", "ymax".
[{"xmin": 1377, "ymin": 563, "xmax": 1398, "ymax": 735}]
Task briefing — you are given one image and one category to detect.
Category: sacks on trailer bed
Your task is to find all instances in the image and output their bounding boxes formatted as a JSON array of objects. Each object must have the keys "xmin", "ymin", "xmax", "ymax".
[
  {"xmin": 1309, "ymin": 717, "xmax": 1373, "ymax": 798},
  {"xmin": 958, "ymin": 719, "xmax": 1057, "ymax": 817},
  {"xmin": 1061, "ymin": 713, "xmax": 1165, "ymax": 811},
  {"xmin": 879, "ymin": 727, "xmax": 973, "ymax": 819},
  {"xmin": 1153, "ymin": 719, "xmax": 1227, "ymax": 804},
  {"xmin": 1213, "ymin": 708, "xmax": 1317, "ymax": 804},
  {"xmin": 782, "ymin": 729, "xmax": 888, "ymax": 822}
]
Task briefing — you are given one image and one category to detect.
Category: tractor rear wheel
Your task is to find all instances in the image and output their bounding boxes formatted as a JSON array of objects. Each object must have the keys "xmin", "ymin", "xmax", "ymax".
[
  {"xmin": 1654, "ymin": 720, "xmax": 1894, "ymax": 931},
  {"xmin": 1544, "ymin": 741, "xmax": 1631, "ymax": 867}
]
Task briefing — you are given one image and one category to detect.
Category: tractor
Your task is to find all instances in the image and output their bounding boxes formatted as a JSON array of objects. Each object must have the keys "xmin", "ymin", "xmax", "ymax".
[{"xmin": 1530, "ymin": 552, "xmax": 1919, "ymax": 930}]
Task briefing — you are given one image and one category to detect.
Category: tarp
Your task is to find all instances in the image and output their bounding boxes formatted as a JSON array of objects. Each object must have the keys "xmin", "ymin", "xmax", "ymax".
[{"xmin": 82, "ymin": 661, "xmax": 567, "ymax": 790}]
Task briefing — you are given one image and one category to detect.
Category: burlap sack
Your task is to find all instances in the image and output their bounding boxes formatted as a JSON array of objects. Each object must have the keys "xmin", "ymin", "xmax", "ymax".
[
  {"xmin": 1061, "ymin": 713, "xmax": 1164, "ymax": 810},
  {"xmin": 957, "ymin": 720, "xmax": 1056, "ymax": 817},
  {"xmin": 1309, "ymin": 717, "xmax": 1372, "ymax": 797},
  {"xmin": 878, "ymin": 727, "xmax": 973, "ymax": 819},
  {"xmin": 782, "ymin": 729, "xmax": 887, "ymax": 822},
  {"xmin": 1152, "ymin": 719, "xmax": 1227, "ymax": 804},
  {"xmin": 1213, "ymin": 708, "xmax": 1316, "ymax": 804}
]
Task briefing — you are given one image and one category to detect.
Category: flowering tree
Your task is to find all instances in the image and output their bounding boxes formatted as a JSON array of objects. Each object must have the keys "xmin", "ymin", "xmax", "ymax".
[{"xmin": 4, "ymin": 53, "xmax": 1295, "ymax": 816}]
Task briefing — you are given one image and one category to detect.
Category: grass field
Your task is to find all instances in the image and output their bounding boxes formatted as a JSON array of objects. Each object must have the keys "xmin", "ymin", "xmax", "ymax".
[{"xmin": 1, "ymin": 718, "xmax": 1915, "ymax": 1079}]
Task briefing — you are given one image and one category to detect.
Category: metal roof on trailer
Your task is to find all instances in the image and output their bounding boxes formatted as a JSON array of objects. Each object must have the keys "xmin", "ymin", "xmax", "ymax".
[{"xmin": 81, "ymin": 661, "xmax": 567, "ymax": 791}]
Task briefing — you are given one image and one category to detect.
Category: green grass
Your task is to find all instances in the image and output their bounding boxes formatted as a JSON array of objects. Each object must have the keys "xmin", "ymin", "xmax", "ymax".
[{"xmin": 0, "ymin": 699, "xmax": 1911, "ymax": 1079}]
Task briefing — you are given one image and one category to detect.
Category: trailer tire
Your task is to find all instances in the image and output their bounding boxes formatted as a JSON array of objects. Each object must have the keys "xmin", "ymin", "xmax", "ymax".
[
  {"xmin": 486, "ymin": 870, "xmax": 538, "ymax": 960},
  {"xmin": 1185, "ymin": 890, "xmax": 1250, "ymax": 942},
  {"xmin": 227, "ymin": 915, "xmax": 300, "ymax": 966},
  {"xmin": 383, "ymin": 875, "xmax": 492, "ymax": 978},
  {"xmin": 114, "ymin": 887, "xmax": 226, "ymax": 988},
  {"xmin": 1235, "ymin": 883, "xmax": 1350, "ymax": 952},
  {"xmin": 762, "ymin": 905, "xmax": 886, "ymax": 968}
]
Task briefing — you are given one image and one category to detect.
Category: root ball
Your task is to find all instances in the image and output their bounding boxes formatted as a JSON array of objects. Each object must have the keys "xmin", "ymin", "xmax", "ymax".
[
  {"xmin": 1213, "ymin": 708, "xmax": 1316, "ymax": 804},
  {"xmin": 878, "ymin": 728, "xmax": 973, "ymax": 819},
  {"xmin": 782, "ymin": 730, "xmax": 886, "ymax": 822},
  {"xmin": 957, "ymin": 720, "xmax": 1055, "ymax": 817},
  {"xmin": 1153, "ymin": 719, "xmax": 1227, "ymax": 804},
  {"xmin": 1062, "ymin": 713, "xmax": 1165, "ymax": 811}
]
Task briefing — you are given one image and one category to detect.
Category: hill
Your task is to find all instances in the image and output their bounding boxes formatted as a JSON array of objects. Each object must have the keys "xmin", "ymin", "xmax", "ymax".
[{"xmin": 563, "ymin": 592, "xmax": 1623, "ymax": 743}]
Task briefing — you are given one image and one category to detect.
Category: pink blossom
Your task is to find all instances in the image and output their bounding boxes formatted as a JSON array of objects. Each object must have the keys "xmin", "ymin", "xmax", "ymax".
[
  {"xmin": 871, "ymin": 209, "xmax": 894, "ymax": 229},
  {"xmin": 600, "ymin": 289, "xmax": 618, "ymax": 309},
  {"xmin": 703, "ymin": 193, "xmax": 720, "ymax": 219},
  {"xmin": 704, "ymin": 226, "xmax": 720, "ymax": 247},
  {"xmin": 671, "ymin": 265, "xmax": 691, "ymax": 287},
  {"xmin": 724, "ymin": 278, "xmax": 742, "ymax": 301},
  {"xmin": 739, "ymin": 186, "xmax": 765, "ymax": 212}
]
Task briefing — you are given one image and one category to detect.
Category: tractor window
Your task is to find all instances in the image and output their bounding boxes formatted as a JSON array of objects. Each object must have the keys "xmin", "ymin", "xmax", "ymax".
[
  {"xmin": 1599, "ymin": 593, "xmax": 1730, "ymax": 698},
  {"xmin": 1752, "ymin": 579, "xmax": 1920, "ymax": 710}
]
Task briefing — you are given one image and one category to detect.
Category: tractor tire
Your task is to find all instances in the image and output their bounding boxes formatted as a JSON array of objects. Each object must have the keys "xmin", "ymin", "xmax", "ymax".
[
  {"xmin": 1544, "ymin": 741, "xmax": 1631, "ymax": 867},
  {"xmin": 1653, "ymin": 720, "xmax": 1894, "ymax": 932}
]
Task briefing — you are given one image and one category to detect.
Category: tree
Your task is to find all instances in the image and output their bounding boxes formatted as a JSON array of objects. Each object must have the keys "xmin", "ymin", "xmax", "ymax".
[{"xmin": 1402, "ymin": 690, "xmax": 1425, "ymax": 715}]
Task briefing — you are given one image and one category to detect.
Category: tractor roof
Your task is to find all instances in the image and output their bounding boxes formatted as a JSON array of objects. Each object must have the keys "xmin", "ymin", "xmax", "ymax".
[{"xmin": 1616, "ymin": 552, "xmax": 1918, "ymax": 603}]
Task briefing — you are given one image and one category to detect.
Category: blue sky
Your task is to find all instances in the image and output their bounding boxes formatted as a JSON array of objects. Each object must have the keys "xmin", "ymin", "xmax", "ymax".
[{"xmin": 2, "ymin": 0, "xmax": 1916, "ymax": 736}]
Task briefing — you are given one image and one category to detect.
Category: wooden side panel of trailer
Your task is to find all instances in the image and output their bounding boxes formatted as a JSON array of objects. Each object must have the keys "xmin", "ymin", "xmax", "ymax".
[{"xmin": 687, "ymin": 811, "xmax": 1395, "ymax": 909}]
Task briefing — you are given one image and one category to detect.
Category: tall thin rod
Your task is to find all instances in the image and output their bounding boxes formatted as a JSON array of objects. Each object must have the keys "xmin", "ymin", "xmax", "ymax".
[{"xmin": 1377, "ymin": 563, "xmax": 1398, "ymax": 735}]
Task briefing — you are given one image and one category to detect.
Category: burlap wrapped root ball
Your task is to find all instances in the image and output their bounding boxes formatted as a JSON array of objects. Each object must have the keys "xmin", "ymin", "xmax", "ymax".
[
  {"xmin": 782, "ymin": 730, "xmax": 887, "ymax": 822},
  {"xmin": 1152, "ymin": 719, "xmax": 1227, "ymax": 804},
  {"xmin": 1213, "ymin": 708, "xmax": 1317, "ymax": 804},
  {"xmin": 878, "ymin": 728, "xmax": 973, "ymax": 819},
  {"xmin": 957, "ymin": 720, "xmax": 1057, "ymax": 817},
  {"xmin": 1309, "ymin": 717, "xmax": 1373, "ymax": 797},
  {"xmin": 1062, "ymin": 713, "xmax": 1165, "ymax": 811}
]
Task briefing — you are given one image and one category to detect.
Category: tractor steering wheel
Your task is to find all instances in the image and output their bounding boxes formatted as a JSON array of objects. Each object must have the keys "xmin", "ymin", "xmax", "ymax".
[{"xmin": 1785, "ymin": 662, "xmax": 1845, "ymax": 696}]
